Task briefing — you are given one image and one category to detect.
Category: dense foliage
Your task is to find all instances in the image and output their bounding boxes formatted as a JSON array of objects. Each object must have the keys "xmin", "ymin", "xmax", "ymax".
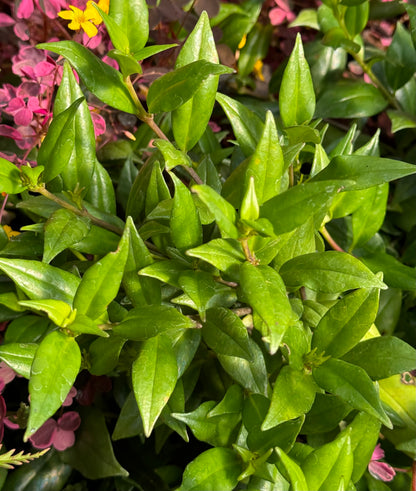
[{"xmin": 0, "ymin": 0, "xmax": 415, "ymax": 490}]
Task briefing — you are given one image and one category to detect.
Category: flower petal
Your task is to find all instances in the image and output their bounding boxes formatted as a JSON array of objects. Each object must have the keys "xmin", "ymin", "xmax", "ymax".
[
  {"xmin": 368, "ymin": 461, "xmax": 396, "ymax": 482},
  {"xmin": 29, "ymin": 419, "xmax": 57, "ymax": 449}
]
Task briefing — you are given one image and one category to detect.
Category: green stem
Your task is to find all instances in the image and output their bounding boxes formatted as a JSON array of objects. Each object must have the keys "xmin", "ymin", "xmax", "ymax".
[
  {"xmin": 35, "ymin": 186, "xmax": 124, "ymax": 236},
  {"xmin": 240, "ymin": 238, "xmax": 259, "ymax": 265},
  {"xmin": 320, "ymin": 226, "xmax": 345, "ymax": 253}
]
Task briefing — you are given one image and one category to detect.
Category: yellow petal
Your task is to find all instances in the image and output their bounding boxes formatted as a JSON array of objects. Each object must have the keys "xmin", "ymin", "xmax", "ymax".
[
  {"xmin": 58, "ymin": 10, "xmax": 74, "ymax": 20},
  {"xmin": 3, "ymin": 225, "xmax": 20, "ymax": 238},
  {"xmin": 97, "ymin": 0, "xmax": 110, "ymax": 14},
  {"xmin": 68, "ymin": 19, "xmax": 82, "ymax": 31},
  {"xmin": 82, "ymin": 20, "xmax": 98, "ymax": 37},
  {"xmin": 238, "ymin": 34, "xmax": 247, "ymax": 50}
]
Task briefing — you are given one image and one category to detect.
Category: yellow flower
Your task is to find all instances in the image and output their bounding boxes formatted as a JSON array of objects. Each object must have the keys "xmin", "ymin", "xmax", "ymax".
[
  {"xmin": 84, "ymin": 0, "xmax": 110, "ymax": 26},
  {"xmin": 238, "ymin": 34, "xmax": 247, "ymax": 50},
  {"xmin": 58, "ymin": 5, "xmax": 98, "ymax": 37},
  {"xmin": 253, "ymin": 59, "xmax": 265, "ymax": 82},
  {"xmin": 2, "ymin": 225, "xmax": 20, "ymax": 239}
]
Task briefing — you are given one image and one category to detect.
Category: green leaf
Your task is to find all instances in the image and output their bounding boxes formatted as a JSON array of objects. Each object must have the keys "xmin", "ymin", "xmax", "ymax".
[
  {"xmin": 37, "ymin": 97, "xmax": 83, "ymax": 183},
  {"xmin": 147, "ymin": 60, "xmax": 233, "ymax": 114},
  {"xmin": 108, "ymin": 0, "xmax": 148, "ymax": 56},
  {"xmin": 192, "ymin": 184, "xmax": 238, "ymax": 239},
  {"xmin": 240, "ymin": 263, "xmax": 297, "ymax": 354},
  {"xmin": 344, "ymin": 2, "xmax": 369, "ymax": 37},
  {"xmin": 312, "ymin": 288, "xmax": 380, "ymax": 358},
  {"xmin": 342, "ymin": 336, "xmax": 416, "ymax": 380},
  {"xmin": 238, "ymin": 22, "xmax": 272, "ymax": 79},
  {"xmin": 275, "ymin": 447, "xmax": 308, "ymax": 491},
  {"xmin": 66, "ymin": 312, "xmax": 109, "ymax": 337},
  {"xmin": 279, "ymin": 251, "xmax": 387, "ymax": 293},
  {"xmin": 132, "ymin": 334, "xmax": 178, "ymax": 437},
  {"xmin": 172, "ymin": 385, "xmax": 243, "ymax": 447},
  {"xmin": 153, "ymin": 140, "xmax": 191, "ymax": 171},
  {"xmin": 18, "ymin": 298, "xmax": 72, "ymax": 328},
  {"xmin": 25, "ymin": 330, "xmax": 81, "ymax": 440},
  {"xmin": 315, "ymin": 81, "xmax": 388, "ymax": 118},
  {"xmin": 202, "ymin": 307, "xmax": 253, "ymax": 360},
  {"xmin": 43, "ymin": 208, "xmax": 90, "ymax": 263},
  {"xmin": 262, "ymin": 366, "xmax": 318, "ymax": 430},
  {"xmin": 279, "ymin": 33, "xmax": 315, "ymax": 127},
  {"xmin": 387, "ymin": 109, "xmax": 416, "ymax": 133},
  {"xmin": 73, "ymin": 222, "xmax": 130, "ymax": 320},
  {"xmin": 215, "ymin": 92, "xmax": 264, "ymax": 156},
  {"xmin": 112, "ymin": 391, "xmax": 143, "ymax": 441},
  {"xmin": 170, "ymin": 173, "xmax": 202, "ymax": 250},
  {"xmin": 177, "ymin": 448, "xmax": 242, "ymax": 491},
  {"xmin": 243, "ymin": 394, "xmax": 304, "ymax": 453},
  {"xmin": 62, "ymin": 407, "xmax": 128, "ymax": 478},
  {"xmin": 4, "ymin": 315, "xmax": 50, "ymax": 344},
  {"xmin": 37, "ymin": 41, "xmax": 136, "ymax": 114},
  {"xmin": 321, "ymin": 27, "xmax": 361, "ymax": 53},
  {"xmin": 172, "ymin": 12, "xmax": 220, "ymax": 151},
  {"xmin": 385, "ymin": 23, "xmax": 416, "ymax": 91},
  {"xmin": 139, "ymin": 259, "xmax": 191, "ymax": 287},
  {"xmin": 260, "ymin": 181, "xmax": 339, "ymax": 235},
  {"xmin": 89, "ymin": 334, "xmax": 126, "ymax": 375},
  {"xmin": 0, "ymin": 343, "xmax": 37, "ymax": 379},
  {"xmin": 361, "ymin": 252, "xmax": 416, "ymax": 290},
  {"xmin": 302, "ymin": 393, "xmax": 352, "ymax": 434},
  {"xmin": 311, "ymin": 155, "xmax": 416, "ymax": 191},
  {"xmin": 351, "ymin": 184, "xmax": 388, "ymax": 248},
  {"xmin": 169, "ymin": 328, "xmax": 201, "ymax": 378},
  {"xmin": 313, "ymin": 358, "xmax": 391, "ymax": 427},
  {"xmin": 0, "ymin": 157, "xmax": 27, "ymax": 194},
  {"xmin": 53, "ymin": 62, "xmax": 96, "ymax": 193},
  {"xmin": 0, "ymin": 258, "xmax": 80, "ymax": 304},
  {"xmin": 113, "ymin": 305, "xmax": 194, "ymax": 340},
  {"xmin": 301, "ymin": 429, "xmax": 353, "ymax": 491}
]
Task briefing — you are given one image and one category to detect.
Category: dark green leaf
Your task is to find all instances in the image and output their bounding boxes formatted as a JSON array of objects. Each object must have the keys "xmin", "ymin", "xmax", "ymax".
[
  {"xmin": 302, "ymin": 393, "xmax": 352, "ymax": 434},
  {"xmin": 342, "ymin": 336, "xmax": 416, "ymax": 380},
  {"xmin": 37, "ymin": 41, "xmax": 137, "ymax": 114},
  {"xmin": 322, "ymin": 27, "xmax": 361, "ymax": 52},
  {"xmin": 361, "ymin": 252, "xmax": 416, "ymax": 290},
  {"xmin": 147, "ymin": 60, "xmax": 233, "ymax": 114},
  {"xmin": 0, "ymin": 157, "xmax": 27, "ymax": 194},
  {"xmin": 112, "ymin": 391, "xmax": 143, "ymax": 441},
  {"xmin": 132, "ymin": 334, "xmax": 178, "ymax": 436},
  {"xmin": 385, "ymin": 23, "xmax": 416, "ymax": 91},
  {"xmin": 25, "ymin": 330, "xmax": 81, "ymax": 440},
  {"xmin": 279, "ymin": 33, "xmax": 315, "ymax": 127},
  {"xmin": 313, "ymin": 358, "xmax": 391, "ymax": 427},
  {"xmin": 279, "ymin": 251, "xmax": 386, "ymax": 292},
  {"xmin": 89, "ymin": 334, "xmax": 126, "ymax": 375},
  {"xmin": 177, "ymin": 448, "xmax": 242, "ymax": 491},
  {"xmin": 344, "ymin": 2, "xmax": 369, "ymax": 37},
  {"xmin": 0, "ymin": 343, "xmax": 37, "ymax": 379},
  {"xmin": 139, "ymin": 259, "xmax": 191, "ymax": 287},
  {"xmin": 275, "ymin": 447, "xmax": 308, "ymax": 491}
]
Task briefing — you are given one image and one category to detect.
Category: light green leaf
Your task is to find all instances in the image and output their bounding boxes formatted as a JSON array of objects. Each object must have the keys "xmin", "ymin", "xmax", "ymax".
[
  {"xmin": 18, "ymin": 299, "xmax": 72, "ymax": 328},
  {"xmin": 275, "ymin": 447, "xmax": 308, "ymax": 491},
  {"xmin": 108, "ymin": 0, "xmax": 148, "ymax": 55},
  {"xmin": 0, "ymin": 157, "xmax": 27, "ymax": 194},
  {"xmin": 0, "ymin": 343, "xmax": 37, "ymax": 379}
]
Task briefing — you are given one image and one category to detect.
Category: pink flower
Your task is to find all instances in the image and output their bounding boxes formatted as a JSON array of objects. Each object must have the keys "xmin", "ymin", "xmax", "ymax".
[
  {"xmin": 6, "ymin": 96, "xmax": 48, "ymax": 126},
  {"xmin": 90, "ymin": 109, "xmax": 106, "ymax": 137},
  {"xmin": 368, "ymin": 444, "xmax": 396, "ymax": 482},
  {"xmin": 29, "ymin": 411, "xmax": 81, "ymax": 451},
  {"xmin": 269, "ymin": 0, "xmax": 296, "ymax": 26},
  {"xmin": 62, "ymin": 386, "xmax": 77, "ymax": 407},
  {"xmin": 17, "ymin": 0, "xmax": 68, "ymax": 19},
  {"xmin": 0, "ymin": 362, "xmax": 16, "ymax": 392}
]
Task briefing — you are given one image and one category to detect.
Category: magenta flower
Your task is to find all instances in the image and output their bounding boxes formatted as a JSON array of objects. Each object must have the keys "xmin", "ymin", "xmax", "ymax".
[
  {"xmin": 29, "ymin": 411, "xmax": 81, "ymax": 451},
  {"xmin": 17, "ymin": 0, "xmax": 68, "ymax": 19},
  {"xmin": 5, "ymin": 97, "xmax": 48, "ymax": 126},
  {"xmin": 368, "ymin": 444, "xmax": 396, "ymax": 482},
  {"xmin": 269, "ymin": 0, "xmax": 296, "ymax": 26},
  {"xmin": 62, "ymin": 386, "xmax": 78, "ymax": 407}
]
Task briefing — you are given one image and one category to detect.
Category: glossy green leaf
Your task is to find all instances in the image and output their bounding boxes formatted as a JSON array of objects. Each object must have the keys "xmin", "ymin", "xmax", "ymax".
[
  {"xmin": 238, "ymin": 23, "xmax": 272, "ymax": 79},
  {"xmin": 177, "ymin": 447, "xmax": 242, "ymax": 491},
  {"xmin": 53, "ymin": 62, "xmax": 96, "ymax": 193},
  {"xmin": 218, "ymin": 337, "xmax": 268, "ymax": 395},
  {"xmin": 215, "ymin": 92, "xmax": 264, "ymax": 156},
  {"xmin": 4, "ymin": 315, "xmax": 50, "ymax": 344},
  {"xmin": 279, "ymin": 251, "xmax": 387, "ymax": 293},
  {"xmin": 275, "ymin": 447, "xmax": 308, "ymax": 491},
  {"xmin": 112, "ymin": 391, "xmax": 143, "ymax": 441},
  {"xmin": 18, "ymin": 298, "xmax": 72, "ymax": 328},
  {"xmin": 322, "ymin": 27, "xmax": 361, "ymax": 53},
  {"xmin": 385, "ymin": 23, "xmax": 416, "ymax": 91},
  {"xmin": 126, "ymin": 158, "xmax": 154, "ymax": 221},
  {"xmin": 0, "ymin": 157, "xmax": 27, "ymax": 194},
  {"xmin": 361, "ymin": 252, "xmax": 416, "ymax": 290},
  {"xmin": 43, "ymin": 208, "xmax": 90, "ymax": 263},
  {"xmin": 132, "ymin": 333, "xmax": 178, "ymax": 436},
  {"xmin": 168, "ymin": 328, "xmax": 201, "ymax": 378},
  {"xmin": 202, "ymin": 307, "xmax": 252, "ymax": 360},
  {"xmin": 315, "ymin": 82, "xmax": 388, "ymax": 118},
  {"xmin": 186, "ymin": 238, "xmax": 245, "ymax": 279},
  {"xmin": 313, "ymin": 358, "xmax": 391, "ymax": 427},
  {"xmin": 25, "ymin": 330, "xmax": 81, "ymax": 440},
  {"xmin": 108, "ymin": 0, "xmax": 148, "ymax": 56},
  {"xmin": 279, "ymin": 33, "xmax": 315, "ymax": 127},
  {"xmin": 302, "ymin": 393, "xmax": 352, "ymax": 434},
  {"xmin": 172, "ymin": 12, "xmax": 219, "ymax": 151},
  {"xmin": 240, "ymin": 263, "xmax": 297, "ymax": 354},
  {"xmin": 172, "ymin": 385, "xmax": 243, "ymax": 447},
  {"xmin": 139, "ymin": 259, "xmax": 191, "ymax": 287},
  {"xmin": 0, "ymin": 258, "xmax": 80, "ymax": 304},
  {"xmin": 344, "ymin": 2, "xmax": 369, "ymax": 37},
  {"xmin": 301, "ymin": 429, "xmax": 353, "ymax": 491},
  {"xmin": 243, "ymin": 394, "xmax": 304, "ymax": 453},
  {"xmin": 192, "ymin": 184, "xmax": 238, "ymax": 239},
  {"xmin": 37, "ymin": 97, "xmax": 83, "ymax": 183},
  {"xmin": 263, "ymin": 366, "xmax": 318, "ymax": 429},
  {"xmin": 387, "ymin": 109, "xmax": 416, "ymax": 133},
  {"xmin": 113, "ymin": 305, "xmax": 194, "ymax": 341},
  {"xmin": 73, "ymin": 221, "xmax": 129, "ymax": 320},
  {"xmin": 342, "ymin": 336, "xmax": 416, "ymax": 380},
  {"xmin": 89, "ymin": 334, "xmax": 126, "ymax": 375},
  {"xmin": 260, "ymin": 181, "xmax": 339, "ymax": 235},
  {"xmin": 346, "ymin": 412, "xmax": 381, "ymax": 482},
  {"xmin": 312, "ymin": 288, "xmax": 380, "ymax": 358},
  {"xmin": 153, "ymin": 140, "xmax": 191, "ymax": 171},
  {"xmin": 311, "ymin": 155, "xmax": 416, "ymax": 191},
  {"xmin": 86, "ymin": 161, "xmax": 116, "ymax": 215},
  {"xmin": 66, "ymin": 312, "xmax": 109, "ymax": 337},
  {"xmin": 147, "ymin": 60, "xmax": 233, "ymax": 114},
  {"xmin": 145, "ymin": 161, "xmax": 170, "ymax": 215},
  {"xmin": 170, "ymin": 173, "xmax": 202, "ymax": 250},
  {"xmin": 351, "ymin": 184, "xmax": 388, "ymax": 248},
  {"xmin": 37, "ymin": 41, "xmax": 137, "ymax": 114},
  {"xmin": 62, "ymin": 406, "xmax": 128, "ymax": 478},
  {"xmin": 0, "ymin": 343, "xmax": 37, "ymax": 379}
]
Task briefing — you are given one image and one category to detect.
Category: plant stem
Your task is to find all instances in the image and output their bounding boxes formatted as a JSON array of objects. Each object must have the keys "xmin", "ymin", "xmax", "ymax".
[
  {"xmin": 320, "ymin": 226, "xmax": 345, "ymax": 253},
  {"xmin": 35, "ymin": 186, "xmax": 124, "ymax": 236},
  {"xmin": 240, "ymin": 238, "xmax": 259, "ymax": 265}
]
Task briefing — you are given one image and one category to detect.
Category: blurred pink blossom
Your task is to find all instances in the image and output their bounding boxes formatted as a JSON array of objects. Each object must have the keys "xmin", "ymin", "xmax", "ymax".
[
  {"xmin": 368, "ymin": 444, "xmax": 396, "ymax": 481},
  {"xmin": 62, "ymin": 386, "xmax": 78, "ymax": 407},
  {"xmin": 29, "ymin": 411, "xmax": 81, "ymax": 451},
  {"xmin": 269, "ymin": 0, "xmax": 296, "ymax": 26},
  {"xmin": 17, "ymin": 0, "xmax": 68, "ymax": 19}
]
